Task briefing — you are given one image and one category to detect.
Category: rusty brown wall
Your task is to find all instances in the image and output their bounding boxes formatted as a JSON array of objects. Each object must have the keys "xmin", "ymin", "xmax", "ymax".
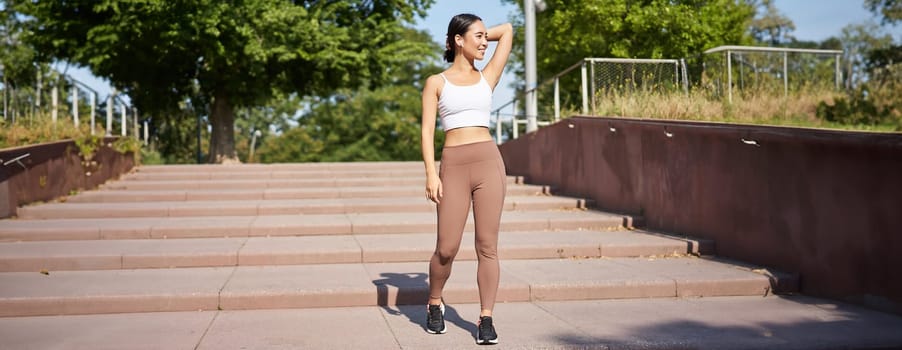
[
  {"xmin": 0, "ymin": 138, "xmax": 135, "ymax": 218},
  {"xmin": 500, "ymin": 116, "xmax": 902, "ymax": 310}
]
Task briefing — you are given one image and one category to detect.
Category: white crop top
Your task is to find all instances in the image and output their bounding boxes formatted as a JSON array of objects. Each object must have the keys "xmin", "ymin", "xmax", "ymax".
[{"xmin": 438, "ymin": 72, "xmax": 493, "ymax": 131}]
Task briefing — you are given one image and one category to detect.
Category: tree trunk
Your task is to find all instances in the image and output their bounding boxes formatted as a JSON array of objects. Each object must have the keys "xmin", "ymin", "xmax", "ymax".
[{"xmin": 208, "ymin": 90, "xmax": 240, "ymax": 164}]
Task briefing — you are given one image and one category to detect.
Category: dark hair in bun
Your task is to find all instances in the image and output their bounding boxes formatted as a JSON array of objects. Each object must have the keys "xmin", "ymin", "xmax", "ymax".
[{"xmin": 444, "ymin": 13, "xmax": 482, "ymax": 63}]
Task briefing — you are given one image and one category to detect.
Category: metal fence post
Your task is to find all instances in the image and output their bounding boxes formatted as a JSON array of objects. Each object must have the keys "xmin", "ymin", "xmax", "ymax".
[
  {"xmin": 35, "ymin": 70, "xmax": 41, "ymax": 115},
  {"xmin": 835, "ymin": 53, "xmax": 841, "ymax": 90},
  {"xmin": 553, "ymin": 76, "xmax": 560, "ymax": 122},
  {"xmin": 581, "ymin": 61, "xmax": 589, "ymax": 115},
  {"xmin": 106, "ymin": 95, "xmax": 113, "ymax": 136},
  {"xmin": 133, "ymin": 108, "xmax": 138, "ymax": 140},
  {"xmin": 120, "ymin": 103, "xmax": 126, "ymax": 136},
  {"xmin": 51, "ymin": 85, "xmax": 58, "ymax": 124},
  {"xmin": 783, "ymin": 51, "xmax": 788, "ymax": 98},
  {"xmin": 494, "ymin": 110, "xmax": 502, "ymax": 145},
  {"xmin": 680, "ymin": 58, "xmax": 689, "ymax": 95},
  {"xmin": 90, "ymin": 92, "xmax": 96, "ymax": 135},
  {"xmin": 71, "ymin": 85, "xmax": 79, "ymax": 128},
  {"xmin": 590, "ymin": 60, "xmax": 596, "ymax": 115},
  {"xmin": 726, "ymin": 51, "xmax": 733, "ymax": 104}
]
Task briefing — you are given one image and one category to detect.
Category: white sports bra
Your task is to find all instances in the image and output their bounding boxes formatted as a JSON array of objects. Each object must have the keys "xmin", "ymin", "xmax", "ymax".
[{"xmin": 438, "ymin": 72, "xmax": 493, "ymax": 131}]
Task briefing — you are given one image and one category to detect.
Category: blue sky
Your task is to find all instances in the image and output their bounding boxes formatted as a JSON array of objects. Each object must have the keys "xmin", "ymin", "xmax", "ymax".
[{"xmin": 67, "ymin": 0, "xmax": 900, "ymax": 109}]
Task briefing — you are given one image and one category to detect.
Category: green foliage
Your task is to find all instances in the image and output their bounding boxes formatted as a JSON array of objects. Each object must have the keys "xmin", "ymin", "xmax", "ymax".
[
  {"xmin": 838, "ymin": 21, "xmax": 894, "ymax": 89},
  {"xmin": 502, "ymin": 0, "xmax": 755, "ymax": 112},
  {"xmin": 232, "ymin": 92, "xmax": 303, "ymax": 162},
  {"xmin": 749, "ymin": 0, "xmax": 796, "ymax": 45},
  {"xmin": 112, "ymin": 136, "xmax": 141, "ymax": 155},
  {"xmin": 144, "ymin": 105, "xmax": 209, "ymax": 164},
  {"xmin": 251, "ymin": 26, "xmax": 443, "ymax": 163},
  {"xmin": 74, "ymin": 133, "xmax": 103, "ymax": 160},
  {"xmin": 258, "ymin": 81, "xmax": 445, "ymax": 163},
  {"xmin": 504, "ymin": 0, "xmax": 753, "ymax": 68},
  {"xmin": 817, "ymin": 63, "xmax": 901, "ymax": 130},
  {"xmin": 0, "ymin": 115, "xmax": 92, "ymax": 149},
  {"xmin": 10, "ymin": 0, "xmax": 436, "ymax": 162},
  {"xmin": 866, "ymin": 0, "xmax": 902, "ymax": 25},
  {"xmin": 140, "ymin": 147, "xmax": 165, "ymax": 165},
  {"xmin": 0, "ymin": 7, "xmax": 39, "ymax": 88}
]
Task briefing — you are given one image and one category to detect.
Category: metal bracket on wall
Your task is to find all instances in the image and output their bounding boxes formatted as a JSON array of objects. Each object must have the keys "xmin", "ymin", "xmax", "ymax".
[
  {"xmin": 2, "ymin": 153, "xmax": 31, "ymax": 170},
  {"xmin": 664, "ymin": 127, "xmax": 674, "ymax": 138}
]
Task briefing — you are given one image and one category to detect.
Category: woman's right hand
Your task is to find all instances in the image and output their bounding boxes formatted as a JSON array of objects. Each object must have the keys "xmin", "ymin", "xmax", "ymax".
[{"xmin": 426, "ymin": 173, "xmax": 443, "ymax": 204}]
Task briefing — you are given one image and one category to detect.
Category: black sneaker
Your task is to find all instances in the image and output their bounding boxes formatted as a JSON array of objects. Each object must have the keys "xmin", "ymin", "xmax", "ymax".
[
  {"xmin": 426, "ymin": 303, "xmax": 446, "ymax": 334},
  {"xmin": 476, "ymin": 316, "xmax": 498, "ymax": 345}
]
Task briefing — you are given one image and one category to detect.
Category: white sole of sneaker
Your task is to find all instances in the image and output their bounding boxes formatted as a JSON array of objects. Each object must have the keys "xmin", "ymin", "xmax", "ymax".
[
  {"xmin": 476, "ymin": 338, "xmax": 499, "ymax": 345},
  {"xmin": 426, "ymin": 327, "xmax": 447, "ymax": 334}
]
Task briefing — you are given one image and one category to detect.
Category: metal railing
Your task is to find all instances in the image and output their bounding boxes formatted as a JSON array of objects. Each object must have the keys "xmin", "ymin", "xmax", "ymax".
[
  {"xmin": 2, "ymin": 69, "xmax": 144, "ymax": 143},
  {"xmin": 703, "ymin": 45, "xmax": 843, "ymax": 103},
  {"xmin": 494, "ymin": 57, "xmax": 689, "ymax": 143}
]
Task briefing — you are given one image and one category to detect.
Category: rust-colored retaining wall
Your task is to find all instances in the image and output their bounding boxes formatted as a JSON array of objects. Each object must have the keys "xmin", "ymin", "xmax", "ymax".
[
  {"xmin": 500, "ymin": 116, "xmax": 902, "ymax": 311},
  {"xmin": 0, "ymin": 139, "xmax": 135, "ymax": 218}
]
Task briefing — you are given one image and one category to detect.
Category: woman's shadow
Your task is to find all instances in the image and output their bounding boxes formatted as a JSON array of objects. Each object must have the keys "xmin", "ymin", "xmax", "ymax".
[{"xmin": 372, "ymin": 272, "xmax": 477, "ymax": 337}]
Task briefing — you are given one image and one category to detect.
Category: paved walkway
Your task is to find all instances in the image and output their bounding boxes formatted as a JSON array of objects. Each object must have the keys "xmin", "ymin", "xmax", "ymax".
[
  {"xmin": 2, "ymin": 162, "xmax": 901, "ymax": 348},
  {"xmin": 3, "ymin": 296, "xmax": 902, "ymax": 349}
]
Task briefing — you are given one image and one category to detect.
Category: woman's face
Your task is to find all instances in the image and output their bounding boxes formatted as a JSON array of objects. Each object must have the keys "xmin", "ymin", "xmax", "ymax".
[{"xmin": 456, "ymin": 20, "xmax": 488, "ymax": 61}]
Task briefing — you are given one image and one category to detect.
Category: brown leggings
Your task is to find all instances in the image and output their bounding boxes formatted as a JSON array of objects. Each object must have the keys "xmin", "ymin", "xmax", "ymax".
[{"xmin": 429, "ymin": 140, "xmax": 507, "ymax": 311}]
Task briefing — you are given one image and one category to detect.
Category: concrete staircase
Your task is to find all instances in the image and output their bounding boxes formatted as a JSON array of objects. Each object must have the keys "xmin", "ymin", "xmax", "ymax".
[{"xmin": 2, "ymin": 162, "xmax": 902, "ymax": 349}]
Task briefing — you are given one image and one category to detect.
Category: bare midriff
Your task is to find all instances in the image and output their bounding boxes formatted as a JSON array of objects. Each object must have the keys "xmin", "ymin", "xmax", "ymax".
[{"xmin": 443, "ymin": 126, "xmax": 494, "ymax": 147}]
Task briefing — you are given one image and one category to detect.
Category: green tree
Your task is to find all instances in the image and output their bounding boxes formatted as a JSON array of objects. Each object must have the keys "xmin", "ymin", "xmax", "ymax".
[
  {"xmin": 866, "ymin": 0, "xmax": 901, "ymax": 25},
  {"xmin": 502, "ymin": 0, "xmax": 754, "ymax": 112},
  {"xmin": 1, "ymin": 4, "xmax": 39, "ymax": 122},
  {"xmin": 11, "ymin": 0, "xmax": 435, "ymax": 163},
  {"xmin": 258, "ymin": 27, "xmax": 443, "ymax": 163},
  {"xmin": 839, "ymin": 21, "xmax": 894, "ymax": 89},
  {"xmin": 233, "ymin": 92, "xmax": 300, "ymax": 163},
  {"xmin": 148, "ymin": 105, "xmax": 210, "ymax": 164},
  {"xmin": 749, "ymin": 0, "xmax": 796, "ymax": 46}
]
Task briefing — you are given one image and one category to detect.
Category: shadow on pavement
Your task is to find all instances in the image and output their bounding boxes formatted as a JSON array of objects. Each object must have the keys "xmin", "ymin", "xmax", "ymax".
[{"xmin": 372, "ymin": 272, "xmax": 478, "ymax": 337}]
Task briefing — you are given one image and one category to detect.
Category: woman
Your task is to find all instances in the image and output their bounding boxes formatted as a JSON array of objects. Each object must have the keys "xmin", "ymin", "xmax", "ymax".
[{"xmin": 420, "ymin": 13, "xmax": 513, "ymax": 345}]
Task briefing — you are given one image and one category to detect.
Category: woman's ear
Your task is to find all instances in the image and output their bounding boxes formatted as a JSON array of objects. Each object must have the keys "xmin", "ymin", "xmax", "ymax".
[{"xmin": 455, "ymin": 34, "xmax": 463, "ymax": 47}]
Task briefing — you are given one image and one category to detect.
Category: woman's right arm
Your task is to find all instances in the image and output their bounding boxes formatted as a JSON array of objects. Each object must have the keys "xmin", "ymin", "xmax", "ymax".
[
  {"xmin": 421, "ymin": 74, "xmax": 443, "ymax": 204},
  {"xmin": 483, "ymin": 23, "xmax": 513, "ymax": 90}
]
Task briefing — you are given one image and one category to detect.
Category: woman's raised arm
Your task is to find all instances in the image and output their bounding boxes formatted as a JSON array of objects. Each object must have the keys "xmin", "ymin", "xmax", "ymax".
[{"xmin": 482, "ymin": 23, "xmax": 513, "ymax": 90}]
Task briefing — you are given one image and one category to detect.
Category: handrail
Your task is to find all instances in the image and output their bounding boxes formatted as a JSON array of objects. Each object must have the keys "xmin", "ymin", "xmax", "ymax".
[
  {"xmin": 2, "ymin": 153, "xmax": 30, "ymax": 169},
  {"xmin": 491, "ymin": 59, "xmax": 585, "ymax": 117},
  {"xmin": 704, "ymin": 45, "xmax": 842, "ymax": 55},
  {"xmin": 492, "ymin": 57, "xmax": 689, "ymax": 143}
]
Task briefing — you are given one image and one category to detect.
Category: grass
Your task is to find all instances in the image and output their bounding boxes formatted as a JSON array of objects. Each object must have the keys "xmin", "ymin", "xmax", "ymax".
[
  {"xmin": 586, "ymin": 89, "xmax": 900, "ymax": 133},
  {"xmin": 1, "ymin": 114, "xmax": 154, "ymax": 163},
  {"xmin": 0, "ymin": 116, "xmax": 98, "ymax": 149}
]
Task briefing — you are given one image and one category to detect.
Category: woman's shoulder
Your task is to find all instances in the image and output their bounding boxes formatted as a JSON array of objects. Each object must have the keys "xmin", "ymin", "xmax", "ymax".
[
  {"xmin": 425, "ymin": 73, "xmax": 447, "ymax": 85},
  {"xmin": 424, "ymin": 73, "xmax": 447, "ymax": 90},
  {"xmin": 422, "ymin": 74, "xmax": 447, "ymax": 98}
]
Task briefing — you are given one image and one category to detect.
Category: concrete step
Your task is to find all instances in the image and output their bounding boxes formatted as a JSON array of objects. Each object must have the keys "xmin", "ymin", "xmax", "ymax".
[
  {"xmin": 3, "ymin": 297, "xmax": 902, "ymax": 349},
  {"xmin": 134, "ymin": 162, "xmax": 424, "ymax": 173},
  {"xmin": 122, "ymin": 169, "xmax": 435, "ymax": 181},
  {"xmin": 101, "ymin": 176, "xmax": 523, "ymax": 191},
  {"xmin": 0, "ymin": 256, "xmax": 795, "ymax": 317},
  {"xmin": 19, "ymin": 195, "xmax": 584, "ymax": 219},
  {"xmin": 0, "ymin": 210, "xmax": 627, "ymax": 242},
  {"xmin": 65, "ymin": 184, "xmax": 551, "ymax": 202},
  {"xmin": 0, "ymin": 230, "xmax": 705, "ymax": 272}
]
